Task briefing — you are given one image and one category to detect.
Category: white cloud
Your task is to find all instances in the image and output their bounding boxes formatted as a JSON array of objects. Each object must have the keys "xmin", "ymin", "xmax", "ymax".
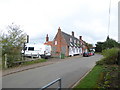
[{"xmin": 0, "ymin": 0, "xmax": 119, "ymax": 44}]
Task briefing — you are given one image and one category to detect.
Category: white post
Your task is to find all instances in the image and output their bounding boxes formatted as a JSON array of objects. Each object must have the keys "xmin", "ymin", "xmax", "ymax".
[
  {"xmin": 38, "ymin": 53, "xmax": 41, "ymax": 59},
  {"xmin": 31, "ymin": 53, "xmax": 33, "ymax": 60},
  {"xmin": 4, "ymin": 54, "xmax": 7, "ymax": 68}
]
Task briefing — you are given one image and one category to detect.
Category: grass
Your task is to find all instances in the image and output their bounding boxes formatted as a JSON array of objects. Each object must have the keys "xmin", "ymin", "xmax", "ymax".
[
  {"xmin": 95, "ymin": 52, "xmax": 102, "ymax": 55},
  {"xmin": 2, "ymin": 58, "xmax": 47, "ymax": 70},
  {"xmin": 75, "ymin": 65, "xmax": 103, "ymax": 88},
  {"xmin": 20, "ymin": 59, "xmax": 47, "ymax": 66}
]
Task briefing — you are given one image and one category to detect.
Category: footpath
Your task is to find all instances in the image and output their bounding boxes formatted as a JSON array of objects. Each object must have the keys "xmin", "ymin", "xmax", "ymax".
[{"xmin": 3, "ymin": 55, "xmax": 81, "ymax": 76}]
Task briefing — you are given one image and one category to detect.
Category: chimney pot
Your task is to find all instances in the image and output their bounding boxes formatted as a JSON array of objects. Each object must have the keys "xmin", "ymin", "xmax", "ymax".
[
  {"xmin": 58, "ymin": 27, "xmax": 61, "ymax": 32},
  {"xmin": 46, "ymin": 34, "xmax": 49, "ymax": 42},
  {"xmin": 79, "ymin": 36, "xmax": 82, "ymax": 40}
]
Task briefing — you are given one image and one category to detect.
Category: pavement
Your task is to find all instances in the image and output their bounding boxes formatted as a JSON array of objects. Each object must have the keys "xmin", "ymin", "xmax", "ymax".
[{"xmin": 2, "ymin": 55, "xmax": 82, "ymax": 76}]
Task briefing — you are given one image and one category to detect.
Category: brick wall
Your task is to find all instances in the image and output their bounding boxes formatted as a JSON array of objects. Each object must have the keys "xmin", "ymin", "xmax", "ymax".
[{"xmin": 51, "ymin": 27, "xmax": 68, "ymax": 57}]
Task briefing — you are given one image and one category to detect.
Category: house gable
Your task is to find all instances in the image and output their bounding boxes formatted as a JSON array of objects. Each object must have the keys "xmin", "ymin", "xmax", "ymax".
[{"xmin": 52, "ymin": 27, "xmax": 68, "ymax": 57}]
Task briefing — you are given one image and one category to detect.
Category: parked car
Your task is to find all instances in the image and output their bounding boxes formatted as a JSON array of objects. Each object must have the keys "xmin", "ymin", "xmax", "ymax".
[
  {"xmin": 91, "ymin": 52, "xmax": 95, "ymax": 55},
  {"xmin": 83, "ymin": 52, "xmax": 89, "ymax": 57},
  {"xmin": 88, "ymin": 52, "xmax": 93, "ymax": 56},
  {"xmin": 23, "ymin": 43, "xmax": 51, "ymax": 59}
]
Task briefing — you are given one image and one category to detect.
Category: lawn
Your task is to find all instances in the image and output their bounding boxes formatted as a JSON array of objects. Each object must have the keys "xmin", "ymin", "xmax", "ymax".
[{"xmin": 75, "ymin": 65, "xmax": 103, "ymax": 88}]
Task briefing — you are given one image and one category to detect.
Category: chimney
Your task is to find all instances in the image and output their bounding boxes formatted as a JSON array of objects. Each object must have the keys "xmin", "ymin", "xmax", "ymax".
[
  {"xmin": 46, "ymin": 34, "xmax": 49, "ymax": 42},
  {"xmin": 72, "ymin": 31, "xmax": 74, "ymax": 37},
  {"xmin": 58, "ymin": 27, "xmax": 61, "ymax": 32},
  {"xmin": 79, "ymin": 36, "xmax": 82, "ymax": 40}
]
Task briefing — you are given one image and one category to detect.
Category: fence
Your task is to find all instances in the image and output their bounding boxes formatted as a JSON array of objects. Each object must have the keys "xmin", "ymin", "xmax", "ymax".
[{"xmin": 40, "ymin": 78, "xmax": 61, "ymax": 90}]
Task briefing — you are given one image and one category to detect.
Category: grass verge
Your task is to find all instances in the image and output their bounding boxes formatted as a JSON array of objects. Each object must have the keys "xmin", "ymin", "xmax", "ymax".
[
  {"xmin": 21, "ymin": 59, "xmax": 47, "ymax": 66},
  {"xmin": 74, "ymin": 65, "xmax": 103, "ymax": 88},
  {"xmin": 3, "ymin": 58, "xmax": 47, "ymax": 70}
]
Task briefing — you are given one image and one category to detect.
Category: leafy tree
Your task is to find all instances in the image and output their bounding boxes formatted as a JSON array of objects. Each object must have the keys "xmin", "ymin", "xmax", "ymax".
[
  {"xmin": 0, "ymin": 23, "xmax": 26, "ymax": 67},
  {"xmin": 95, "ymin": 36, "xmax": 120, "ymax": 52},
  {"xmin": 102, "ymin": 38, "xmax": 119, "ymax": 50},
  {"xmin": 95, "ymin": 42, "xmax": 104, "ymax": 52},
  {"xmin": 85, "ymin": 43, "xmax": 93, "ymax": 51}
]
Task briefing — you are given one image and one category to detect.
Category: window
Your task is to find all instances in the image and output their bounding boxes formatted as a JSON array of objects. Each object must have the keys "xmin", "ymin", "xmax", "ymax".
[
  {"xmin": 28, "ymin": 47, "xmax": 34, "ymax": 51},
  {"xmin": 74, "ymin": 39, "xmax": 76, "ymax": 43},
  {"xmin": 70, "ymin": 38, "xmax": 72, "ymax": 42},
  {"xmin": 55, "ymin": 41, "xmax": 57, "ymax": 45}
]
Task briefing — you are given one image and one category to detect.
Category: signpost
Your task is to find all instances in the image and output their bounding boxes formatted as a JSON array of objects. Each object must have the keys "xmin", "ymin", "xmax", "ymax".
[{"xmin": 23, "ymin": 35, "xmax": 29, "ymax": 60}]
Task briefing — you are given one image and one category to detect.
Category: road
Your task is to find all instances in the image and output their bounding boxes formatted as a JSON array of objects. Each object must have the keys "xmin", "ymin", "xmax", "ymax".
[{"xmin": 2, "ymin": 54, "xmax": 103, "ymax": 88}]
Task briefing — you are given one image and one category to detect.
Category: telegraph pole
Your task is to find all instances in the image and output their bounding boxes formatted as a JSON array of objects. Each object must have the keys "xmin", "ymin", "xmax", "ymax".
[{"xmin": 107, "ymin": 0, "xmax": 111, "ymax": 37}]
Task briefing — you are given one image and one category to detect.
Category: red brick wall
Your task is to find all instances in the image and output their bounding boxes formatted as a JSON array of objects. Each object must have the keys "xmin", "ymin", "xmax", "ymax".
[{"xmin": 52, "ymin": 28, "xmax": 68, "ymax": 57}]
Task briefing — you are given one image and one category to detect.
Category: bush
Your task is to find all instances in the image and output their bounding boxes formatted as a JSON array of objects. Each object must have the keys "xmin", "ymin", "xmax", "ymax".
[
  {"xmin": 96, "ymin": 48, "xmax": 120, "ymax": 65},
  {"xmin": 101, "ymin": 48, "xmax": 120, "ymax": 65},
  {"xmin": 2, "ymin": 53, "xmax": 22, "ymax": 68},
  {"xmin": 118, "ymin": 51, "xmax": 120, "ymax": 65}
]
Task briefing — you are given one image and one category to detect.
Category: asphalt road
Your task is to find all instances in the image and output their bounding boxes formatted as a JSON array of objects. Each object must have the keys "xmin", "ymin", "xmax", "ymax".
[{"xmin": 2, "ymin": 54, "xmax": 103, "ymax": 88}]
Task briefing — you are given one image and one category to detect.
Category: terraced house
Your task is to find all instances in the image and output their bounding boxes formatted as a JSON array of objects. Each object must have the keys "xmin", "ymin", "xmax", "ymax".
[{"xmin": 44, "ymin": 27, "xmax": 88, "ymax": 57}]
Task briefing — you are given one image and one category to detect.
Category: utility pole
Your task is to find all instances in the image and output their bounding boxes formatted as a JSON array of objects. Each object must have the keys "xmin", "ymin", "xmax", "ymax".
[{"xmin": 107, "ymin": 0, "xmax": 111, "ymax": 37}]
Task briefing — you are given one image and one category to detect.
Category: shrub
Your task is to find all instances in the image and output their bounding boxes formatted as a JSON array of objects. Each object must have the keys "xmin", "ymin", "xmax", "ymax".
[
  {"xmin": 118, "ymin": 50, "xmax": 120, "ymax": 65},
  {"xmin": 101, "ymin": 48, "xmax": 120, "ymax": 65}
]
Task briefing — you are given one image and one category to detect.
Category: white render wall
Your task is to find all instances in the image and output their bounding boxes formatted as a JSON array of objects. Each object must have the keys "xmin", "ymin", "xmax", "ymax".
[{"xmin": 69, "ymin": 47, "xmax": 83, "ymax": 56}]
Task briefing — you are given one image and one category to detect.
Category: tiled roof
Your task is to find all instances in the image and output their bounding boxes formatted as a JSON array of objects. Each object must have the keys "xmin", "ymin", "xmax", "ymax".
[
  {"xmin": 44, "ymin": 41, "xmax": 53, "ymax": 46},
  {"xmin": 61, "ymin": 31, "xmax": 80, "ymax": 47}
]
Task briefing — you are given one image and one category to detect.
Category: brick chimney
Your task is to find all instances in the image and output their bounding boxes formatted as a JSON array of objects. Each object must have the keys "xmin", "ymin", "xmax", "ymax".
[
  {"xmin": 46, "ymin": 34, "xmax": 49, "ymax": 42},
  {"xmin": 72, "ymin": 31, "xmax": 74, "ymax": 37},
  {"xmin": 79, "ymin": 36, "xmax": 82, "ymax": 40},
  {"xmin": 58, "ymin": 27, "xmax": 61, "ymax": 32}
]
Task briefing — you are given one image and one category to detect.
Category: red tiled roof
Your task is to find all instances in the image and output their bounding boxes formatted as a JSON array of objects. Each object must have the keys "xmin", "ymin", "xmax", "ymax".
[{"xmin": 44, "ymin": 41, "xmax": 53, "ymax": 46}]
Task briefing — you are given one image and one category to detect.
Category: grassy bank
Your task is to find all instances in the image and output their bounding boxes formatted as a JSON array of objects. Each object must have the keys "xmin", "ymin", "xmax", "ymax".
[
  {"xmin": 3, "ymin": 58, "xmax": 47, "ymax": 70},
  {"xmin": 21, "ymin": 59, "xmax": 47, "ymax": 66},
  {"xmin": 74, "ymin": 65, "xmax": 120, "ymax": 89},
  {"xmin": 75, "ymin": 65, "xmax": 103, "ymax": 88},
  {"xmin": 75, "ymin": 48, "xmax": 120, "ymax": 89}
]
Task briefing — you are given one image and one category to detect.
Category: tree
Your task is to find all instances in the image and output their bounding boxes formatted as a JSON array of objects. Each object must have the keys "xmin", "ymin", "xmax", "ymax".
[
  {"xmin": 95, "ymin": 42, "xmax": 104, "ymax": 52},
  {"xmin": 85, "ymin": 43, "xmax": 93, "ymax": 51},
  {"xmin": 0, "ymin": 23, "xmax": 26, "ymax": 67},
  {"xmin": 95, "ymin": 37, "xmax": 119, "ymax": 52},
  {"xmin": 102, "ymin": 38, "xmax": 119, "ymax": 50}
]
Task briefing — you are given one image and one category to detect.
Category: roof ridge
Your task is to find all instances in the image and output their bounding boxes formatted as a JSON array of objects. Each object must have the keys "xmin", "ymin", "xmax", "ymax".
[{"xmin": 61, "ymin": 31, "xmax": 80, "ymax": 41}]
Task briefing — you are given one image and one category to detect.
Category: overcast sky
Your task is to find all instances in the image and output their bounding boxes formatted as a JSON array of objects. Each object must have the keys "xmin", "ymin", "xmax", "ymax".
[{"xmin": 0, "ymin": 0, "xmax": 119, "ymax": 45}]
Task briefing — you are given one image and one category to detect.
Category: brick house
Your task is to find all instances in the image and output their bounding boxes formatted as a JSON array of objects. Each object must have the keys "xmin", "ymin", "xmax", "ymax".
[
  {"xmin": 44, "ymin": 27, "xmax": 88, "ymax": 57},
  {"xmin": 44, "ymin": 34, "xmax": 53, "ymax": 46}
]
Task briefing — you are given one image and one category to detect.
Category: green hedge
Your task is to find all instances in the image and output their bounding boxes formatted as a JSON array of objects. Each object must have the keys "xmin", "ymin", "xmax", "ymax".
[{"xmin": 96, "ymin": 48, "xmax": 120, "ymax": 65}]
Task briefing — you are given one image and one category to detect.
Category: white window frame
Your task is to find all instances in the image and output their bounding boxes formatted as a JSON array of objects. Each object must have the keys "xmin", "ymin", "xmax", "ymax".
[
  {"xmin": 70, "ymin": 38, "xmax": 72, "ymax": 42},
  {"xmin": 55, "ymin": 41, "xmax": 57, "ymax": 45}
]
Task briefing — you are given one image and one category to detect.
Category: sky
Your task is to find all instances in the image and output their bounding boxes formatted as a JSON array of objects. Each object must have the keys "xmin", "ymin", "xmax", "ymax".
[{"xmin": 0, "ymin": 0, "xmax": 119, "ymax": 46}]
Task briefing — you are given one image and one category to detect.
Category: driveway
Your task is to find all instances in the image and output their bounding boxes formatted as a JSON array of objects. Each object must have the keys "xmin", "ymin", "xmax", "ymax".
[{"xmin": 2, "ymin": 54, "xmax": 103, "ymax": 88}]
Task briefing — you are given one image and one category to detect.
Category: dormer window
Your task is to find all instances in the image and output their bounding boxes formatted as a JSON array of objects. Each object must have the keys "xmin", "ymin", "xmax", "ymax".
[{"xmin": 70, "ymin": 43, "xmax": 73, "ymax": 46}]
